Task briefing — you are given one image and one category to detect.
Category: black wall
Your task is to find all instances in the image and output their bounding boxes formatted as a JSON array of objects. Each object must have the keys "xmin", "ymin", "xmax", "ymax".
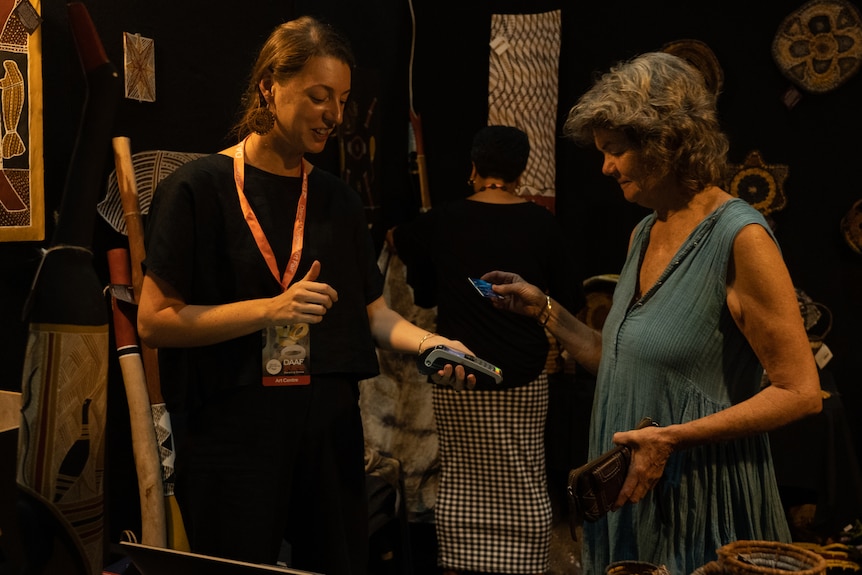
[
  {"xmin": 1, "ymin": 0, "xmax": 860, "ymax": 550},
  {"xmin": 410, "ymin": 0, "xmax": 862, "ymax": 467}
]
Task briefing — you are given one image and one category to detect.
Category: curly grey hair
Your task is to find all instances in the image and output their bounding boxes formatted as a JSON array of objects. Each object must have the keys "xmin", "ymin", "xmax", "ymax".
[{"xmin": 563, "ymin": 51, "xmax": 729, "ymax": 193}]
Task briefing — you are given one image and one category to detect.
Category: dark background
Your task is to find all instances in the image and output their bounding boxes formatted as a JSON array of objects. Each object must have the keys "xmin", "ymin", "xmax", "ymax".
[{"xmin": 1, "ymin": 0, "xmax": 861, "ymax": 567}]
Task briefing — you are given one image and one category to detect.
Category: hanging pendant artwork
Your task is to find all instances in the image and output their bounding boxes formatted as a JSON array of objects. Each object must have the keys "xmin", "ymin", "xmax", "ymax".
[{"xmin": 124, "ymin": 31, "xmax": 155, "ymax": 102}]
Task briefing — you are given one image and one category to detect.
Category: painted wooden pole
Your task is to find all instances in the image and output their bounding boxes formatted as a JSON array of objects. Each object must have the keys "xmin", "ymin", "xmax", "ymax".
[
  {"xmin": 106, "ymin": 247, "xmax": 167, "ymax": 547},
  {"xmin": 17, "ymin": 4, "xmax": 121, "ymax": 573},
  {"xmin": 111, "ymin": 136, "xmax": 190, "ymax": 551}
]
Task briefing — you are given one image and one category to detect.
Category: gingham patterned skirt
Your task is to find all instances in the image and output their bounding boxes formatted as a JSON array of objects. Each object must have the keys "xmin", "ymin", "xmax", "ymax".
[{"xmin": 432, "ymin": 373, "xmax": 551, "ymax": 574}]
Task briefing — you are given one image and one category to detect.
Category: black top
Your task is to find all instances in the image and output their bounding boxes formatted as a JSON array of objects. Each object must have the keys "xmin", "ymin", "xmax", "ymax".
[
  {"xmin": 393, "ymin": 198, "xmax": 584, "ymax": 387},
  {"xmin": 144, "ymin": 153, "xmax": 383, "ymax": 411}
]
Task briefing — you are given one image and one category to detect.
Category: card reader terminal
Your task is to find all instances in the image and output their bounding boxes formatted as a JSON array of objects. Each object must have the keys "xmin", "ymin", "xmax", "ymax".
[{"xmin": 417, "ymin": 344, "xmax": 503, "ymax": 385}]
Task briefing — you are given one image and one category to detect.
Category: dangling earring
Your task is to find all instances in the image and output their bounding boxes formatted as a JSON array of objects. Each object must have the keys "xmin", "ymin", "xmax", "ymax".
[
  {"xmin": 249, "ymin": 92, "xmax": 275, "ymax": 135},
  {"xmin": 467, "ymin": 178, "xmax": 475, "ymax": 187}
]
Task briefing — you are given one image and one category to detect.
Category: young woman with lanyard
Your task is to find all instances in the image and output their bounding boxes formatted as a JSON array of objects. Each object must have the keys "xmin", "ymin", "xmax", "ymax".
[{"xmin": 137, "ymin": 15, "xmax": 472, "ymax": 575}]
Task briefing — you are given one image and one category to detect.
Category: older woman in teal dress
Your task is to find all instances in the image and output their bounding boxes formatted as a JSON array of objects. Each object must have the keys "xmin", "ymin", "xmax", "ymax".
[{"xmin": 484, "ymin": 51, "xmax": 822, "ymax": 575}]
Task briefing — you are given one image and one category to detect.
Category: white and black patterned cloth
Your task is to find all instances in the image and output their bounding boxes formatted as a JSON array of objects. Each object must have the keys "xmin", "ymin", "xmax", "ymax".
[
  {"xmin": 433, "ymin": 373, "xmax": 552, "ymax": 574},
  {"xmin": 488, "ymin": 11, "xmax": 561, "ymax": 205}
]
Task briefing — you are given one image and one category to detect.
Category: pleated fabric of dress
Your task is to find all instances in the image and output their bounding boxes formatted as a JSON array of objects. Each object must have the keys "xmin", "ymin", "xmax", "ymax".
[{"xmin": 582, "ymin": 199, "xmax": 793, "ymax": 575}]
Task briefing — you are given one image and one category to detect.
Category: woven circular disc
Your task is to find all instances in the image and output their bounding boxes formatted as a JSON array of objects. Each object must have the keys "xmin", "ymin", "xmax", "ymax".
[
  {"xmin": 662, "ymin": 39, "xmax": 724, "ymax": 96},
  {"xmin": 726, "ymin": 150, "xmax": 789, "ymax": 216},
  {"xmin": 772, "ymin": 0, "xmax": 862, "ymax": 94},
  {"xmin": 730, "ymin": 168, "xmax": 778, "ymax": 214},
  {"xmin": 841, "ymin": 198, "xmax": 862, "ymax": 255}
]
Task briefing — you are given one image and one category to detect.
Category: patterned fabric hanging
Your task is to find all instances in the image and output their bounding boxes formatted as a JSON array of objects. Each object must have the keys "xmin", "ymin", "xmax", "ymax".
[{"xmin": 488, "ymin": 11, "xmax": 561, "ymax": 212}]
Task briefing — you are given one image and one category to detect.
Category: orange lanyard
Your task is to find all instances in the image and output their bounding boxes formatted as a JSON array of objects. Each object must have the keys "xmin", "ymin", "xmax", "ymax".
[{"xmin": 233, "ymin": 137, "xmax": 308, "ymax": 290}]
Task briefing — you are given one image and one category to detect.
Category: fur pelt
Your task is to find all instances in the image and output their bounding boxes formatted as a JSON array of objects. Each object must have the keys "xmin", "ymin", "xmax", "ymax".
[{"xmin": 360, "ymin": 250, "xmax": 439, "ymax": 522}]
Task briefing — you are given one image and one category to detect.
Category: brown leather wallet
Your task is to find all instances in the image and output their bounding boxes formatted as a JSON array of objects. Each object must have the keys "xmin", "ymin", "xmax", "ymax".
[{"xmin": 567, "ymin": 416, "xmax": 659, "ymax": 538}]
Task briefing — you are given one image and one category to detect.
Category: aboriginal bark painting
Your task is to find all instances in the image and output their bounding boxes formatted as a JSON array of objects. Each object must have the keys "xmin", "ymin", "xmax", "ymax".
[{"xmin": 0, "ymin": 0, "xmax": 43, "ymax": 241}]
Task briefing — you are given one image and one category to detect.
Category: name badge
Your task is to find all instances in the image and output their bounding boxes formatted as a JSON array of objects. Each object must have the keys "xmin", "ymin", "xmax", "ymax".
[{"xmin": 262, "ymin": 323, "xmax": 310, "ymax": 386}]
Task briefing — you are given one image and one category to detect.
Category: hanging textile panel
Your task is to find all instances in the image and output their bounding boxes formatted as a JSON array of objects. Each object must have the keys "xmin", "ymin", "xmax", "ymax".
[{"xmin": 488, "ymin": 10, "xmax": 561, "ymax": 212}]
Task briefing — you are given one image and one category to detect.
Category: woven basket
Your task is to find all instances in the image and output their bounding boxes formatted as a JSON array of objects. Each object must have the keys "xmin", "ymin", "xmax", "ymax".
[
  {"xmin": 691, "ymin": 560, "xmax": 726, "ymax": 575},
  {"xmin": 606, "ymin": 561, "xmax": 670, "ymax": 575},
  {"xmin": 716, "ymin": 540, "xmax": 827, "ymax": 575}
]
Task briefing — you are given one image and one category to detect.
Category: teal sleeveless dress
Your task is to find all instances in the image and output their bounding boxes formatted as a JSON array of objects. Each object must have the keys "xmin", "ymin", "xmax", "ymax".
[{"xmin": 582, "ymin": 198, "xmax": 792, "ymax": 575}]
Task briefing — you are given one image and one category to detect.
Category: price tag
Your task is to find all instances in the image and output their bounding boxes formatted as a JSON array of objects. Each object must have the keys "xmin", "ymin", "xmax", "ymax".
[
  {"xmin": 814, "ymin": 343, "xmax": 833, "ymax": 369},
  {"xmin": 490, "ymin": 35, "xmax": 510, "ymax": 55}
]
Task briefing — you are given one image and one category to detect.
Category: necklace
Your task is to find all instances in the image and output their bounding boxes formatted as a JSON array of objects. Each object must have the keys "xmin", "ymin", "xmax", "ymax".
[{"xmin": 478, "ymin": 182, "xmax": 508, "ymax": 191}]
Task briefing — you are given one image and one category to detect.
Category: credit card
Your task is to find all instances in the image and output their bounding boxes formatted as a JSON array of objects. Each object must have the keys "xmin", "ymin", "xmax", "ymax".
[{"xmin": 468, "ymin": 277, "xmax": 503, "ymax": 299}]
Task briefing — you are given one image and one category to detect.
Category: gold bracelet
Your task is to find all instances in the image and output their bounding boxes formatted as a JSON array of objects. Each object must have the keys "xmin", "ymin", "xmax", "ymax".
[
  {"xmin": 538, "ymin": 295, "xmax": 552, "ymax": 327},
  {"xmin": 418, "ymin": 332, "xmax": 438, "ymax": 355}
]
